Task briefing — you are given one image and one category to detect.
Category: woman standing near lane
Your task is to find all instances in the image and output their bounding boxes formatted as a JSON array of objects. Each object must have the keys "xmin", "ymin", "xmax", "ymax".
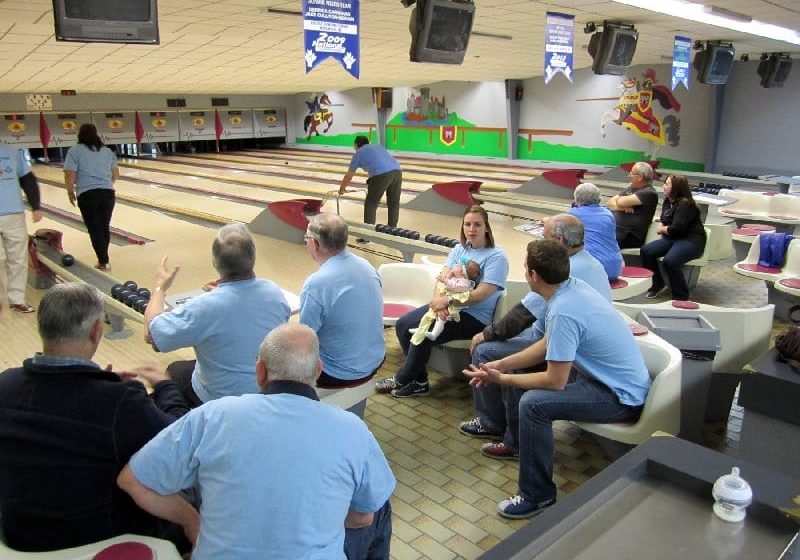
[
  {"xmin": 63, "ymin": 124, "xmax": 119, "ymax": 271},
  {"xmin": 376, "ymin": 205, "xmax": 509, "ymax": 398}
]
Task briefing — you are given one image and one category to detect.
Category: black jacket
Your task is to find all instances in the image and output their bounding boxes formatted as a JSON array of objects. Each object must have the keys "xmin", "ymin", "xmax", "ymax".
[
  {"xmin": 660, "ymin": 198, "xmax": 707, "ymax": 248},
  {"xmin": 0, "ymin": 359, "xmax": 188, "ymax": 552}
]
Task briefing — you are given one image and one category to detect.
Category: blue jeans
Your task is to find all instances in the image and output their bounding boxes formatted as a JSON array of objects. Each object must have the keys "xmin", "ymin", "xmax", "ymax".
[
  {"xmin": 518, "ymin": 369, "xmax": 642, "ymax": 504},
  {"xmin": 640, "ymin": 236, "xmax": 704, "ymax": 300},
  {"xmin": 472, "ymin": 335, "xmax": 538, "ymax": 450},
  {"xmin": 395, "ymin": 305, "xmax": 485, "ymax": 385},
  {"xmin": 344, "ymin": 501, "xmax": 392, "ymax": 560}
]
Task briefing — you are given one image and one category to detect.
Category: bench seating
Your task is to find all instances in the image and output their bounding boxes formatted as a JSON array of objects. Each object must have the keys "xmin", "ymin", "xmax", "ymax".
[
  {"xmin": 0, "ymin": 533, "xmax": 181, "ymax": 560},
  {"xmin": 718, "ymin": 189, "xmax": 800, "ymax": 230},
  {"xmin": 378, "ymin": 263, "xmax": 439, "ymax": 326}
]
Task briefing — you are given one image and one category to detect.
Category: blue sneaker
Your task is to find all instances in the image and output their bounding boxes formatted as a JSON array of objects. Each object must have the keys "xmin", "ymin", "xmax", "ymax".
[{"xmin": 497, "ymin": 495, "xmax": 555, "ymax": 519}]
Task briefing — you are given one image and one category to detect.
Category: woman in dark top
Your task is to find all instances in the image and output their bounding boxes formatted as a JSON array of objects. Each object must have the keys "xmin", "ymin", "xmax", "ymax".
[{"xmin": 641, "ymin": 174, "xmax": 707, "ymax": 300}]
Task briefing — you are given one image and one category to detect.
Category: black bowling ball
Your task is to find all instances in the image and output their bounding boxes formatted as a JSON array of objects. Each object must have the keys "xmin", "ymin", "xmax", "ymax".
[
  {"xmin": 424, "ymin": 234, "xmax": 434, "ymax": 243},
  {"xmin": 118, "ymin": 288, "xmax": 132, "ymax": 303},
  {"xmin": 134, "ymin": 297, "xmax": 148, "ymax": 313},
  {"xmin": 137, "ymin": 287, "xmax": 151, "ymax": 300},
  {"xmin": 123, "ymin": 280, "xmax": 138, "ymax": 292},
  {"xmin": 61, "ymin": 254, "xmax": 75, "ymax": 267},
  {"xmin": 124, "ymin": 293, "xmax": 138, "ymax": 307},
  {"xmin": 410, "ymin": 231, "xmax": 420, "ymax": 240},
  {"xmin": 376, "ymin": 224, "xmax": 387, "ymax": 233},
  {"xmin": 111, "ymin": 284, "xmax": 124, "ymax": 300},
  {"xmin": 448, "ymin": 239, "xmax": 459, "ymax": 248}
]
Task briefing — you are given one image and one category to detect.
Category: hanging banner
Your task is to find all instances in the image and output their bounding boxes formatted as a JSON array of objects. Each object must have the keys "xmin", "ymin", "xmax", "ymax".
[
  {"xmin": 672, "ymin": 36, "xmax": 691, "ymax": 91},
  {"xmin": 303, "ymin": 0, "xmax": 359, "ymax": 79},
  {"xmin": 544, "ymin": 12, "xmax": 574, "ymax": 84}
]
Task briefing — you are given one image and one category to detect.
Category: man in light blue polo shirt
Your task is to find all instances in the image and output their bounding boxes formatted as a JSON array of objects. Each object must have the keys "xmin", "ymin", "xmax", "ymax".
[
  {"xmin": 300, "ymin": 213, "xmax": 384, "ymax": 415},
  {"xmin": 118, "ymin": 323, "xmax": 395, "ymax": 560},
  {"xmin": 144, "ymin": 223, "xmax": 290, "ymax": 405},
  {"xmin": 465, "ymin": 240, "xmax": 649, "ymax": 519},
  {"xmin": 338, "ymin": 135, "xmax": 403, "ymax": 228},
  {"xmin": 568, "ymin": 182, "xmax": 624, "ymax": 281},
  {"xmin": 0, "ymin": 145, "xmax": 42, "ymax": 313},
  {"xmin": 461, "ymin": 214, "xmax": 611, "ymax": 456}
]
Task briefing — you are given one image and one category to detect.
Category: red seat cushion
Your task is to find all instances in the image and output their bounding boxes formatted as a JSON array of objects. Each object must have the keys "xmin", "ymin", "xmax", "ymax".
[
  {"xmin": 779, "ymin": 277, "xmax": 800, "ymax": 289},
  {"xmin": 383, "ymin": 303, "xmax": 416, "ymax": 319},
  {"xmin": 610, "ymin": 278, "xmax": 628, "ymax": 289},
  {"xmin": 672, "ymin": 300, "xmax": 700, "ymax": 310},
  {"xmin": 733, "ymin": 227, "xmax": 760, "ymax": 236},
  {"xmin": 629, "ymin": 323, "xmax": 649, "ymax": 336},
  {"xmin": 737, "ymin": 263, "xmax": 782, "ymax": 274},
  {"xmin": 93, "ymin": 542, "xmax": 154, "ymax": 560},
  {"xmin": 721, "ymin": 209, "xmax": 751, "ymax": 215},
  {"xmin": 621, "ymin": 266, "xmax": 653, "ymax": 278},
  {"xmin": 742, "ymin": 223, "xmax": 776, "ymax": 231}
]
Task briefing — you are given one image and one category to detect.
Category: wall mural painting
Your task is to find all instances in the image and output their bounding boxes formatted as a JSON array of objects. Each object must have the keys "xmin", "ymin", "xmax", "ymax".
[
  {"xmin": 599, "ymin": 68, "xmax": 681, "ymax": 159},
  {"xmin": 303, "ymin": 93, "xmax": 335, "ymax": 140}
]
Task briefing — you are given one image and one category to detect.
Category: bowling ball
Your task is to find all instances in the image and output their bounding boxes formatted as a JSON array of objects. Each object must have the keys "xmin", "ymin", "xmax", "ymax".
[
  {"xmin": 137, "ymin": 287, "xmax": 151, "ymax": 300},
  {"xmin": 61, "ymin": 254, "xmax": 75, "ymax": 267},
  {"xmin": 134, "ymin": 298, "xmax": 148, "ymax": 313},
  {"xmin": 410, "ymin": 231, "xmax": 420, "ymax": 240},
  {"xmin": 396, "ymin": 228, "xmax": 407, "ymax": 237},
  {"xmin": 449, "ymin": 239, "xmax": 459, "ymax": 248},
  {"xmin": 125, "ymin": 293, "xmax": 138, "ymax": 307},
  {"xmin": 118, "ymin": 288, "xmax": 132, "ymax": 303},
  {"xmin": 424, "ymin": 234, "xmax": 433, "ymax": 243},
  {"xmin": 123, "ymin": 280, "xmax": 138, "ymax": 292},
  {"xmin": 111, "ymin": 284, "xmax": 124, "ymax": 300}
]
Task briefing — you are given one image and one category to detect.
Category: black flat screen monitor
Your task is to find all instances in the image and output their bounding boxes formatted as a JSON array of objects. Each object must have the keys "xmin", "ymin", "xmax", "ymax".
[
  {"xmin": 52, "ymin": 0, "xmax": 159, "ymax": 44},
  {"xmin": 693, "ymin": 43, "xmax": 735, "ymax": 85},
  {"xmin": 588, "ymin": 23, "xmax": 638, "ymax": 75},
  {"xmin": 409, "ymin": 0, "xmax": 475, "ymax": 65},
  {"xmin": 758, "ymin": 55, "xmax": 792, "ymax": 88}
]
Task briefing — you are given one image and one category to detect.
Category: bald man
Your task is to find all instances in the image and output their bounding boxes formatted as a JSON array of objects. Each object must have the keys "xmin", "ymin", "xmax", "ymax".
[{"xmin": 606, "ymin": 162, "xmax": 659, "ymax": 249}]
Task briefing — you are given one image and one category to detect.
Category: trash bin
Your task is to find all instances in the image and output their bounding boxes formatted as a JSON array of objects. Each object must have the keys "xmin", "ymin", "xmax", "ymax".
[{"xmin": 638, "ymin": 310, "xmax": 721, "ymax": 443}]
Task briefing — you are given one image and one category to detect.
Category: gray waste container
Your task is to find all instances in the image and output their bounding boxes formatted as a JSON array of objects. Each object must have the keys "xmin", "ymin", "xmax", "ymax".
[{"xmin": 638, "ymin": 310, "xmax": 721, "ymax": 443}]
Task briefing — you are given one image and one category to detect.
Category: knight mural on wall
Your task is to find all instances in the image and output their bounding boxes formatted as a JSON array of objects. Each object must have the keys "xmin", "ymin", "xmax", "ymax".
[
  {"xmin": 600, "ymin": 68, "xmax": 682, "ymax": 159},
  {"xmin": 303, "ymin": 93, "xmax": 334, "ymax": 140}
]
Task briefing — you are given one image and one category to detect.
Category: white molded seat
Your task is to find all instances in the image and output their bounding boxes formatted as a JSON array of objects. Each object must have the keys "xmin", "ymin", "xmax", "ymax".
[
  {"xmin": 574, "ymin": 334, "xmax": 682, "ymax": 445},
  {"xmin": 378, "ymin": 262, "xmax": 439, "ymax": 327},
  {"xmin": 0, "ymin": 533, "xmax": 182, "ymax": 560},
  {"xmin": 734, "ymin": 232, "xmax": 797, "ymax": 281}
]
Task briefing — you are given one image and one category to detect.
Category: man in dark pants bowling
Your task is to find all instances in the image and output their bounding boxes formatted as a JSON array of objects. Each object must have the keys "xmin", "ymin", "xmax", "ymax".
[{"xmin": 338, "ymin": 135, "xmax": 403, "ymax": 229}]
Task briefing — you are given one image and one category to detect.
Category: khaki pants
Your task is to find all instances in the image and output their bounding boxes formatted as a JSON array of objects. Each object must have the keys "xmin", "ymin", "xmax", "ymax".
[{"xmin": 0, "ymin": 212, "xmax": 29, "ymax": 305}]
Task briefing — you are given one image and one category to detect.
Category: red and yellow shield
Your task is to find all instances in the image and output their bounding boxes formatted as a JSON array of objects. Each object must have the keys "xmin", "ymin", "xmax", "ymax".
[
  {"xmin": 637, "ymin": 90, "xmax": 653, "ymax": 113},
  {"xmin": 440, "ymin": 125, "xmax": 457, "ymax": 146}
]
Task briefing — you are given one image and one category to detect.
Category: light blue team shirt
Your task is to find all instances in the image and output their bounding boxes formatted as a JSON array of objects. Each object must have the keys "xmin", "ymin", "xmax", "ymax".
[
  {"xmin": 348, "ymin": 144, "xmax": 400, "ymax": 177},
  {"xmin": 446, "ymin": 244, "xmax": 509, "ymax": 325},
  {"xmin": 0, "ymin": 145, "xmax": 32, "ymax": 215},
  {"xmin": 568, "ymin": 204, "xmax": 624, "ymax": 280},
  {"xmin": 149, "ymin": 277, "xmax": 290, "ymax": 401},
  {"xmin": 535, "ymin": 277, "xmax": 650, "ymax": 406},
  {"xmin": 130, "ymin": 392, "xmax": 396, "ymax": 560},
  {"xmin": 300, "ymin": 251, "xmax": 385, "ymax": 380},
  {"xmin": 522, "ymin": 248, "xmax": 611, "ymax": 321},
  {"xmin": 63, "ymin": 144, "xmax": 117, "ymax": 196}
]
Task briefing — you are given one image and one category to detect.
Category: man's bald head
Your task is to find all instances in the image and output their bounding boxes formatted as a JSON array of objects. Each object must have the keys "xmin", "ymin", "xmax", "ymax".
[{"xmin": 544, "ymin": 214, "xmax": 584, "ymax": 249}]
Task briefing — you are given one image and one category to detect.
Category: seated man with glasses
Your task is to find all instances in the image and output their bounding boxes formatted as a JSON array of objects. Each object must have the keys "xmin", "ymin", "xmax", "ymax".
[{"xmin": 605, "ymin": 161, "xmax": 659, "ymax": 249}]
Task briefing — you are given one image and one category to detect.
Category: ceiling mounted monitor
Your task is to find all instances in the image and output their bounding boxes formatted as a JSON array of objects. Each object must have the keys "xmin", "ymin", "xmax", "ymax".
[
  {"xmin": 757, "ymin": 54, "xmax": 792, "ymax": 88},
  {"xmin": 409, "ymin": 0, "xmax": 475, "ymax": 65},
  {"xmin": 693, "ymin": 41, "xmax": 735, "ymax": 85},
  {"xmin": 52, "ymin": 0, "xmax": 160, "ymax": 44},
  {"xmin": 588, "ymin": 22, "xmax": 639, "ymax": 75}
]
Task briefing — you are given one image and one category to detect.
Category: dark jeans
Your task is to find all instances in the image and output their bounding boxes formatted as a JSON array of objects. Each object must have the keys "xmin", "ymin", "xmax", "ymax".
[
  {"xmin": 518, "ymin": 369, "xmax": 642, "ymax": 504},
  {"xmin": 394, "ymin": 304, "xmax": 485, "ymax": 386},
  {"xmin": 616, "ymin": 228, "xmax": 644, "ymax": 250},
  {"xmin": 640, "ymin": 236, "xmax": 704, "ymax": 300},
  {"xmin": 77, "ymin": 188, "xmax": 115, "ymax": 265},
  {"xmin": 167, "ymin": 360, "xmax": 204, "ymax": 408},
  {"xmin": 344, "ymin": 501, "xmax": 392, "ymax": 560},
  {"xmin": 472, "ymin": 336, "xmax": 541, "ymax": 450},
  {"xmin": 365, "ymin": 170, "xmax": 402, "ymax": 228}
]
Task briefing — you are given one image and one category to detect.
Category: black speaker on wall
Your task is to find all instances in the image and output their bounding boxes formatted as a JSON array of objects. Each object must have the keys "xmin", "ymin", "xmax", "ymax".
[
  {"xmin": 166, "ymin": 98, "xmax": 186, "ymax": 108},
  {"xmin": 379, "ymin": 88, "xmax": 392, "ymax": 109}
]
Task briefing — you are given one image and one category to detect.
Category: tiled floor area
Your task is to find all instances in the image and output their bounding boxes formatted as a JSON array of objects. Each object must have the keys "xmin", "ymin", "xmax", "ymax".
[{"xmin": 366, "ymin": 251, "xmax": 788, "ymax": 559}]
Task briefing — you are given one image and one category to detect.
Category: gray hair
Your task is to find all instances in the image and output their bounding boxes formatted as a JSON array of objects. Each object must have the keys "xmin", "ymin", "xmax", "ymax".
[
  {"xmin": 258, "ymin": 323, "xmax": 320, "ymax": 384},
  {"xmin": 573, "ymin": 183, "xmax": 601, "ymax": 206},
  {"xmin": 549, "ymin": 214, "xmax": 585, "ymax": 249},
  {"xmin": 632, "ymin": 162, "xmax": 654, "ymax": 183},
  {"xmin": 38, "ymin": 283, "xmax": 104, "ymax": 343},
  {"xmin": 212, "ymin": 222, "xmax": 256, "ymax": 277},
  {"xmin": 307, "ymin": 213, "xmax": 348, "ymax": 253}
]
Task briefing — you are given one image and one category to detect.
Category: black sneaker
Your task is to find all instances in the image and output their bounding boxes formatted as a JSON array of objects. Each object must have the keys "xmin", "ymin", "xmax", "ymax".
[
  {"xmin": 646, "ymin": 286, "xmax": 667, "ymax": 299},
  {"xmin": 459, "ymin": 418, "xmax": 503, "ymax": 440},
  {"xmin": 391, "ymin": 380, "xmax": 430, "ymax": 398}
]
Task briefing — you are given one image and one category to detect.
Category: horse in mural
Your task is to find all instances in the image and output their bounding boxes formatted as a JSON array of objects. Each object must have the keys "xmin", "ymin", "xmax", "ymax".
[
  {"xmin": 600, "ymin": 69, "xmax": 681, "ymax": 159},
  {"xmin": 303, "ymin": 93, "xmax": 334, "ymax": 139}
]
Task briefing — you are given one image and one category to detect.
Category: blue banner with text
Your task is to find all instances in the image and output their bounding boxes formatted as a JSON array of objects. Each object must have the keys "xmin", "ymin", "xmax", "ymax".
[
  {"xmin": 303, "ymin": 0, "xmax": 360, "ymax": 79},
  {"xmin": 544, "ymin": 12, "xmax": 574, "ymax": 84}
]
